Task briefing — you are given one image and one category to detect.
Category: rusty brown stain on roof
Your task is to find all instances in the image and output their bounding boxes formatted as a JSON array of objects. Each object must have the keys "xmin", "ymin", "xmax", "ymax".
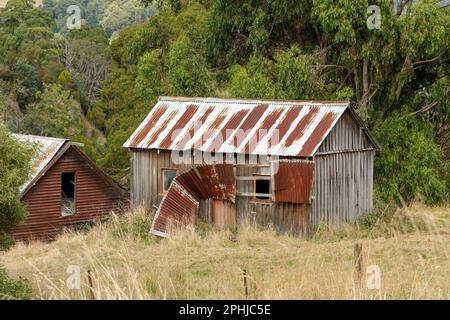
[
  {"xmin": 284, "ymin": 107, "xmax": 319, "ymax": 148},
  {"xmin": 229, "ymin": 104, "xmax": 268, "ymax": 148},
  {"xmin": 206, "ymin": 109, "xmax": 249, "ymax": 152},
  {"xmin": 243, "ymin": 107, "xmax": 284, "ymax": 153},
  {"xmin": 298, "ymin": 111, "xmax": 336, "ymax": 156},
  {"xmin": 131, "ymin": 104, "xmax": 168, "ymax": 147},
  {"xmin": 176, "ymin": 106, "xmax": 214, "ymax": 150},
  {"xmin": 268, "ymin": 106, "xmax": 303, "ymax": 147},
  {"xmin": 192, "ymin": 109, "xmax": 227, "ymax": 148},
  {"xmin": 159, "ymin": 104, "xmax": 199, "ymax": 149},
  {"xmin": 146, "ymin": 110, "xmax": 178, "ymax": 147}
]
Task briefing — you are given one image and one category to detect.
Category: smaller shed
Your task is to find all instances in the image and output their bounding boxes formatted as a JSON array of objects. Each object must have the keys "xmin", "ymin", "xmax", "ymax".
[{"xmin": 11, "ymin": 134, "xmax": 127, "ymax": 241}]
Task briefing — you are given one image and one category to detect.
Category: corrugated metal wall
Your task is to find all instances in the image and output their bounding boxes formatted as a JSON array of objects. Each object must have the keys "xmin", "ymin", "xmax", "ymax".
[
  {"xmin": 311, "ymin": 110, "xmax": 375, "ymax": 227},
  {"xmin": 310, "ymin": 151, "xmax": 374, "ymax": 227},
  {"xmin": 316, "ymin": 111, "xmax": 372, "ymax": 152},
  {"xmin": 11, "ymin": 147, "xmax": 125, "ymax": 241}
]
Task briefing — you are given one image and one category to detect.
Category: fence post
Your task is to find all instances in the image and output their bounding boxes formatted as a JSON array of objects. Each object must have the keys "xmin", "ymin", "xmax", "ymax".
[
  {"xmin": 242, "ymin": 269, "xmax": 249, "ymax": 298},
  {"xmin": 87, "ymin": 270, "xmax": 95, "ymax": 300},
  {"xmin": 354, "ymin": 242, "xmax": 363, "ymax": 286}
]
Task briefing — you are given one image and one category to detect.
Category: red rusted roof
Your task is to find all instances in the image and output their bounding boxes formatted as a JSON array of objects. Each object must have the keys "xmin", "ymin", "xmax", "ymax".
[
  {"xmin": 124, "ymin": 97, "xmax": 351, "ymax": 157},
  {"xmin": 151, "ymin": 163, "xmax": 235, "ymax": 237},
  {"xmin": 273, "ymin": 160, "xmax": 315, "ymax": 204}
]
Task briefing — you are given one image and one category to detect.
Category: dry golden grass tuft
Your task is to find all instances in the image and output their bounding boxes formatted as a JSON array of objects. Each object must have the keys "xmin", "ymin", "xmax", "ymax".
[{"xmin": 0, "ymin": 204, "xmax": 449, "ymax": 300}]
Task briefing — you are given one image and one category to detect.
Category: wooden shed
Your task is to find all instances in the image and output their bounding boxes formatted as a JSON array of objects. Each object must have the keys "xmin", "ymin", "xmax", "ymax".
[
  {"xmin": 123, "ymin": 97, "xmax": 379, "ymax": 237},
  {"xmin": 11, "ymin": 134, "xmax": 126, "ymax": 241}
]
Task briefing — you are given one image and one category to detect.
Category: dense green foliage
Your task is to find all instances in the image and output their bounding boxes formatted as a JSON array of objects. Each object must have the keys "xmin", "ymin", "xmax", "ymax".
[
  {"xmin": 0, "ymin": 268, "xmax": 32, "ymax": 299},
  {"xmin": 43, "ymin": 0, "xmax": 156, "ymax": 37},
  {"xmin": 0, "ymin": 125, "xmax": 32, "ymax": 249},
  {"xmin": 0, "ymin": 0, "xmax": 449, "ymax": 204}
]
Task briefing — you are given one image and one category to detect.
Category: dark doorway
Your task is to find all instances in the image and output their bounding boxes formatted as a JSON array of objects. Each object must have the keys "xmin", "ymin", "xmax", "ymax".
[{"xmin": 61, "ymin": 172, "xmax": 76, "ymax": 216}]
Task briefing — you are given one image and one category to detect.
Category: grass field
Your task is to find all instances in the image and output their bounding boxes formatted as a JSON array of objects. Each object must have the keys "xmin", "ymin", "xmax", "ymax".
[{"xmin": 1, "ymin": 204, "xmax": 449, "ymax": 300}]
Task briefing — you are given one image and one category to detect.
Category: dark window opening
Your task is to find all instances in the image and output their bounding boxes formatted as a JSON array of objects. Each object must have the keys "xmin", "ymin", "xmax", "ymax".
[
  {"xmin": 61, "ymin": 172, "xmax": 76, "ymax": 216},
  {"xmin": 255, "ymin": 178, "xmax": 270, "ymax": 200},
  {"xmin": 162, "ymin": 169, "xmax": 177, "ymax": 193}
]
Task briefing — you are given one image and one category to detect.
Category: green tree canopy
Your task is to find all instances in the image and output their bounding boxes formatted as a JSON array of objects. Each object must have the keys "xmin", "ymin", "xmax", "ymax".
[{"xmin": 0, "ymin": 124, "xmax": 32, "ymax": 248}]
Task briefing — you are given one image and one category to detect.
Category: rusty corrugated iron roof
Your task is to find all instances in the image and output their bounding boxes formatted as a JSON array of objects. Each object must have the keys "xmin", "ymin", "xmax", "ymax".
[
  {"xmin": 124, "ymin": 97, "xmax": 350, "ymax": 157},
  {"xmin": 151, "ymin": 163, "xmax": 235, "ymax": 237},
  {"xmin": 12, "ymin": 134, "xmax": 69, "ymax": 195}
]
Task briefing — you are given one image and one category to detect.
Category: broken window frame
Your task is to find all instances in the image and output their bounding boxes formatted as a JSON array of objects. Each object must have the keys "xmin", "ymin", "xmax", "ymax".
[
  {"xmin": 251, "ymin": 174, "xmax": 272, "ymax": 204},
  {"xmin": 160, "ymin": 168, "xmax": 178, "ymax": 194},
  {"xmin": 61, "ymin": 172, "xmax": 76, "ymax": 217}
]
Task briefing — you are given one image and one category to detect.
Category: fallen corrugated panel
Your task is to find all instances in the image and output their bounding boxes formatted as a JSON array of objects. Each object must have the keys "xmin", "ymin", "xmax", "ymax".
[
  {"xmin": 151, "ymin": 181, "xmax": 200, "ymax": 238},
  {"xmin": 151, "ymin": 163, "xmax": 235, "ymax": 237},
  {"xmin": 273, "ymin": 160, "xmax": 315, "ymax": 204},
  {"xmin": 124, "ymin": 97, "xmax": 349, "ymax": 157}
]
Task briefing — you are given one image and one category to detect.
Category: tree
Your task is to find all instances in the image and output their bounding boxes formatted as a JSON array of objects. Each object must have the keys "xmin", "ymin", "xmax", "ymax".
[
  {"xmin": 167, "ymin": 34, "xmax": 214, "ymax": 96},
  {"xmin": 64, "ymin": 25, "xmax": 112, "ymax": 106},
  {"xmin": 374, "ymin": 111, "xmax": 449, "ymax": 205},
  {"xmin": 0, "ymin": 124, "xmax": 32, "ymax": 249},
  {"xmin": 0, "ymin": 0, "xmax": 64, "ymax": 109},
  {"xmin": 22, "ymin": 84, "xmax": 85, "ymax": 138}
]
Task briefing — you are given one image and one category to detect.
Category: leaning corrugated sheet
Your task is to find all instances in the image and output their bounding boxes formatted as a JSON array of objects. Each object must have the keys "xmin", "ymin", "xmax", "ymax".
[
  {"xmin": 124, "ymin": 97, "xmax": 349, "ymax": 157},
  {"xmin": 12, "ymin": 134, "xmax": 68, "ymax": 195},
  {"xmin": 273, "ymin": 160, "xmax": 315, "ymax": 204},
  {"xmin": 151, "ymin": 163, "xmax": 235, "ymax": 237}
]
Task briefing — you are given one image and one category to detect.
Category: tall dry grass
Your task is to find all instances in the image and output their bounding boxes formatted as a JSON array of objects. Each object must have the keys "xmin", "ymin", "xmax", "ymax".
[{"xmin": 0, "ymin": 204, "xmax": 449, "ymax": 300}]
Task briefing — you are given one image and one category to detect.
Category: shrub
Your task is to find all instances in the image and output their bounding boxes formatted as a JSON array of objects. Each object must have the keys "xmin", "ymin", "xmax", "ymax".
[
  {"xmin": 374, "ymin": 111, "xmax": 449, "ymax": 205},
  {"xmin": 0, "ymin": 268, "xmax": 33, "ymax": 300}
]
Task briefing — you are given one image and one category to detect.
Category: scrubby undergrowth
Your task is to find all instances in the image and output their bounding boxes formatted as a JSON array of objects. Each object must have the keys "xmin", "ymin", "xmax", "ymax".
[{"xmin": 0, "ymin": 204, "xmax": 449, "ymax": 300}]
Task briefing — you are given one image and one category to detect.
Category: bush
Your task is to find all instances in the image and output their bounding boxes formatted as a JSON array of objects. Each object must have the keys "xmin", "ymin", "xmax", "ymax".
[
  {"xmin": 374, "ymin": 111, "xmax": 449, "ymax": 205},
  {"xmin": 0, "ymin": 124, "xmax": 33, "ymax": 238},
  {"xmin": 0, "ymin": 268, "xmax": 32, "ymax": 300},
  {"xmin": 0, "ymin": 233, "xmax": 15, "ymax": 251}
]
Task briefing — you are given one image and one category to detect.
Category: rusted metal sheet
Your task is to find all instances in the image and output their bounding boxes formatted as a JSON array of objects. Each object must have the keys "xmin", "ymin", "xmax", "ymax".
[
  {"xmin": 151, "ymin": 181, "xmax": 199, "ymax": 238},
  {"xmin": 273, "ymin": 160, "xmax": 315, "ymax": 204},
  {"xmin": 12, "ymin": 134, "xmax": 68, "ymax": 195},
  {"xmin": 150, "ymin": 163, "xmax": 236, "ymax": 237},
  {"xmin": 124, "ymin": 97, "xmax": 349, "ymax": 157}
]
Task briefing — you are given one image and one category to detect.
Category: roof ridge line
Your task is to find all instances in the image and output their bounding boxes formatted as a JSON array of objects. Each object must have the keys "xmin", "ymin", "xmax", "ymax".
[{"xmin": 157, "ymin": 96, "xmax": 350, "ymax": 106}]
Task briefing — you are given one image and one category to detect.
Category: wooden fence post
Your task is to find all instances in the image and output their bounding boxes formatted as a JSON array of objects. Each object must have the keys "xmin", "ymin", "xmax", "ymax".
[
  {"xmin": 354, "ymin": 242, "xmax": 363, "ymax": 285},
  {"xmin": 87, "ymin": 270, "xmax": 95, "ymax": 300},
  {"xmin": 242, "ymin": 269, "xmax": 249, "ymax": 298}
]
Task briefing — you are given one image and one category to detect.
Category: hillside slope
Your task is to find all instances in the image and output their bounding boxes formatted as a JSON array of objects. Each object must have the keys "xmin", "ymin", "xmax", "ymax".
[{"xmin": 1, "ymin": 205, "xmax": 449, "ymax": 300}]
